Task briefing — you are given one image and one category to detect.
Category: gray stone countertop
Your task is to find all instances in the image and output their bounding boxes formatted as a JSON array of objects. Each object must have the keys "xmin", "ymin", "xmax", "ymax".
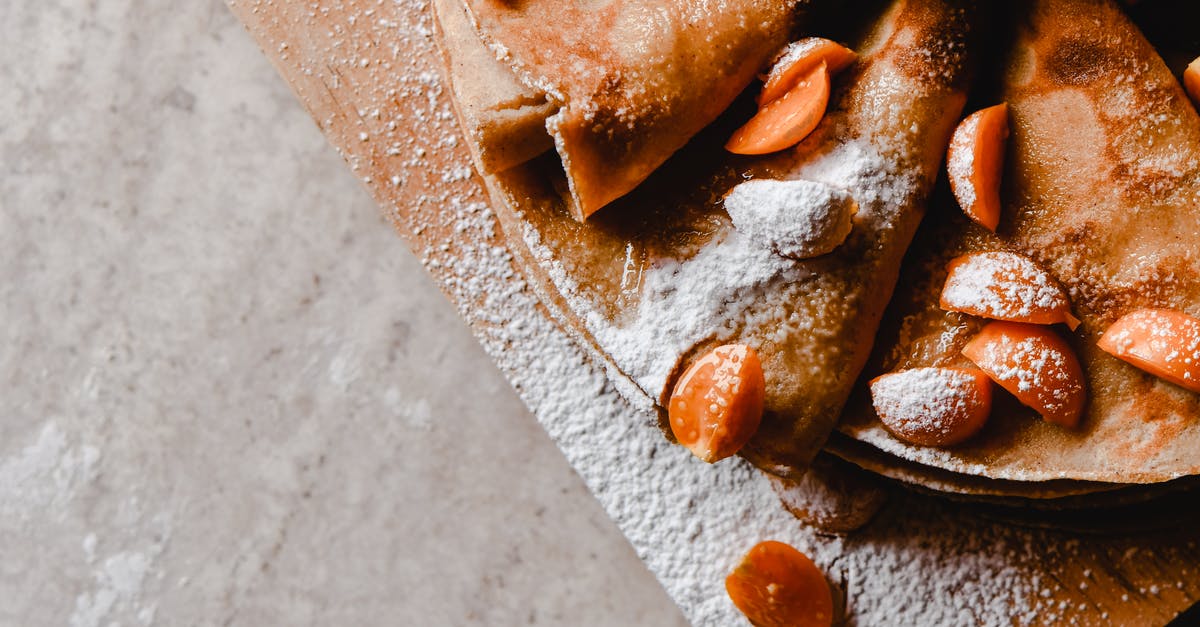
[{"xmin": 1, "ymin": 1, "xmax": 688, "ymax": 624}]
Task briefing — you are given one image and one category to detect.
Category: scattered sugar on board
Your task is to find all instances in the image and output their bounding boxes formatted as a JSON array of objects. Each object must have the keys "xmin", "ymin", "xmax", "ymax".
[
  {"xmin": 237, "ymin": 0, "xmax": 1198, "ymax": 623},
  {"xmin": 400, "ymin": 94, "xmax": 1061, "ymax": 627}
]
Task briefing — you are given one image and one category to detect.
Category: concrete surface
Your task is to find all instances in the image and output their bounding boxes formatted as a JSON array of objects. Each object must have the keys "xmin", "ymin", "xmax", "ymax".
[{"xmin": 0, "ymin": 1, "xmax": 688, "ymax": 625}]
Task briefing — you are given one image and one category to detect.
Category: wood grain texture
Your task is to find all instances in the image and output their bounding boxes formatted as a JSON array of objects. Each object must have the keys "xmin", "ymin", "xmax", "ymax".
[{"xmin": 227, "ymin": 0, "xmax": 1200, "ymax": 623}]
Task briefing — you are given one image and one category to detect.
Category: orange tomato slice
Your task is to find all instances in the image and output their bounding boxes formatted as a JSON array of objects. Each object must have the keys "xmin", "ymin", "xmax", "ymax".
[
  {"xmin": 758, "ymin": 38, "xmax": 856, "ymax": 106},
  {"xmin": 940, "ymin": 251, "xmax": 1081, "ymax": 330},
  {"xmin": 727, "ymin": 62, "xmax": 830, "ymax": 155},
  {"xmin": 962, "ymin": 321, "xmax": 1087, "ymax": 428},
  {"xmin": 870, "ymin": 367, "xmax": 993, "ymax": 447},
  {"xmin": 668, "ymin": 344, "xmax": 765, "ymax": 463},
  {"xmin": 1185, "ymin": 57, "xmax": 1200, "ymax": 108},
  {"xmin": 1098, "ymin": 309, "xmax": 1200, "ymax": 393},
  {"xmin": 726, "ymin": 541, "xmax": 834, "ymax": 627},
  {"xmin": 946, "ymin": 104, "xmax": 1009, "ymax": 232}
]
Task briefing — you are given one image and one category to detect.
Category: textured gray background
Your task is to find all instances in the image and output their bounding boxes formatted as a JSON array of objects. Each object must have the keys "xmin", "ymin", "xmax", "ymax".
[{"xmin": 0, "ymin": 1, "xmax": 687, "ymax": 624}]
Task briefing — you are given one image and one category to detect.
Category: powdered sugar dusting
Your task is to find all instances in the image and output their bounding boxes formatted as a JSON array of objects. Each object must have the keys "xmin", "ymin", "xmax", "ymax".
[
  {"xmin": 769, "ymin": 38, "xmax": 829, "ymax": 79},
  {"xmin": 942, "ymin": 251, "xmax": 1071, "ymax": 321},
  {"xmin": 394, "ymin": 39, "xmax": 1063, "ymax": 623},
  {"xmin": 947, "ymin": 111, "xmax": 979, "ymax": 211},
  {"xmin": 523, "ymin": 133, "xmax": 918, "ymax": 405},
  {"xmin": 438, "ymin": 177, "xmax": 1073, "ymax": 627},
  {"xmin": 791, "ymin": 136, "xmax": 920, "ymax": 231},
  {"xmin": 234, "ymin": 0, "xmax": 1197, "ymax": 622},
  {"xmin": 724, "ymin": 178, "xmax": 857, "ymax": 259},
  {"xmin": 871, "ymin": 367, "xmax": 987, "ymax": 446},
  {"xmin": 527, "ymin": 222, "xmax": 811, "ymax": 400}
]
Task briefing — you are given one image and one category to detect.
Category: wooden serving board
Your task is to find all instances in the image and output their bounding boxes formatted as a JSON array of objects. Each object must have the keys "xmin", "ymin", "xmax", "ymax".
[{"xmin": 227, "ymin": 1, "xmax": 1200, "ymax": 624}]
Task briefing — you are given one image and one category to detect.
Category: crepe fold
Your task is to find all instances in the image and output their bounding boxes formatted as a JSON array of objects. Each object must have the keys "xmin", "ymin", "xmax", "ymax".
[
  {"xmin": 837, "ymin": 0, "xmax": 1200, "ymax": 484},
  {"xmin": 462, "ymin": 0, "xmax": 804, "ymax": 219},
  {"xmin": 432, "ymin": 0, "xmax": 556, "ymax": 174},
  {"xmin": 435, "ymin": 0, "xmax": 980, "ymax": 481}
]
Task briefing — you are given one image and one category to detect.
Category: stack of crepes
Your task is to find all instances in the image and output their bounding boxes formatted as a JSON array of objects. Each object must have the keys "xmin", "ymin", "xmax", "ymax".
[
  {"xmin": 434, "ymin": 0, "xmax": 1200, "ymax": 526},
  {"xmin": 830, "ymin": 0, "xmax": 1200, "ymax": 514}
]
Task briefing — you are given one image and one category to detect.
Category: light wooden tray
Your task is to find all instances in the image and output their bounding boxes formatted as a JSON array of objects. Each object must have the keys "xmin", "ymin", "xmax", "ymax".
[{"xmin": 227, "ymin": 1, "xmax": 1200, "ymax": 623}]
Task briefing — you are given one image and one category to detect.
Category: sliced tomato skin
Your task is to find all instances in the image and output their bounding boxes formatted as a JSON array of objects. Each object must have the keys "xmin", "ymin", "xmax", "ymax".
[
  {"xmin": 727, "ymin": 62, "xmax": 831, "ymax": 155},
  {"xmin": 668, "ymin": 344, "xmax": 765, "ymax": 462},
  {"xmin": 962, "ymin": 321, "xmax": 1087, "ymax": 428},
  {"xmin": 1098, "ymin": 309, "xmax": 1200, "ymax": 393},
  {"xmin": 726, "ymin": 541, "xmax": 834, "ymax": 627},
  {"xmin": 758, "ymin": 38, "xmax": 856, "ymax": 105},
  {"xmin": 946, "ymin": 103, "xmax": 1009, "ymax": 232}
]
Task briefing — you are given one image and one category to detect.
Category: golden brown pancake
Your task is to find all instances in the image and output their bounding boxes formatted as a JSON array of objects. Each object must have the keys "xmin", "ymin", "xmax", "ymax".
[
  {"xmin": 769, "ymin": 454, "xmax": 889, "ymax": 534},
  {"xmin": 824, "ymin": 432, "xmax": 1124, "ymax": 501},
  {"xmin": 462, "ymin": 0, "xmax": 804, "ymax": 219},
  {"xmin": 838, "ymin": 0, "xmax": 1200, "ymax": 483},
  {"xmin": 431, "ymin": 0, "xmax": 555, "ymax": 174},
  {"xmin": 445, "ymin": 0, "xmax": 980, "ymax": 481}
]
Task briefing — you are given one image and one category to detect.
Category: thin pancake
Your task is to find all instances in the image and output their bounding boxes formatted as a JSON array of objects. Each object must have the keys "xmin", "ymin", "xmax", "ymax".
[
  {"xmin": 431, "ymin": 0, "xmax": 555, "ymax": 174},
  {"xmin": 467, "ymin": 0, "xmax": 978, "ymax": 480},
  {"xmin": 824, "ymin": 432, "xmax": 1124, "ymax": 500},
  {"xmin": 464, "ymin": 0, "xmax": 803, "ymax": 219},
  {"xmin": 838, "ymin": 0, "xmax": 1200, "ymax": 483}
]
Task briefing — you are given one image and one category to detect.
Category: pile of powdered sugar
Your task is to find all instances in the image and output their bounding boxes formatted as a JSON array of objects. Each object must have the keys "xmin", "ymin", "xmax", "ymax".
[{"xmin": 723, "ymin": 178, "xmax": 857, "ymax": 260}]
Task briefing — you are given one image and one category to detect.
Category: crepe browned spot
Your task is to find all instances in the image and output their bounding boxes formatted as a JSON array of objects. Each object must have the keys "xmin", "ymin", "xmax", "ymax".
[
  {"xmin": 838, "ymin": 0, "xmax": 1200, "ymax": 483},
  {"xmin": 462, "ymin": 0, "xmax": 805, "ymax": 219},
  {"xmin": 441, "ymin": 0, "xmax": 980, "ymax": 481}
]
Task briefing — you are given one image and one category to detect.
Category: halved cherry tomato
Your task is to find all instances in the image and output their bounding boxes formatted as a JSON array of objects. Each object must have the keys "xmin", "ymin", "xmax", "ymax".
[
  {"xmin": 727, "ymin": 62, "xmax": 831, "ymax": 155},
  {"xmin": 759, "ymin": 38, "xmax": 856, "ymax": 106},
  {"xmin": 962, "ymin": 321, "xmax": 1087, "ymax": 428},
  {"xmin": 1185, "ymin": 57, "xmax": 1200, "ymax": 108},
  {"xmin": 870, "ymin": 367, "xmax": 993, "ymax": 447},
  {"xmin": 668, "ymin": 344, "xmax": 765, "ymax": 462},
  {"xmin": 940, "ymin": 251, "xmax": 1081, "ymax": 330},
  {"xmin": 946, "ymin": 104, "xmax": 1009, "ymax": 232},
  {"xmin": 1098, "ymin": 309, "xmax": 1200, "ymax": 393},
  {"xmin": 726, "ymin": 541, "xmax": 834, "ymax": 627}
]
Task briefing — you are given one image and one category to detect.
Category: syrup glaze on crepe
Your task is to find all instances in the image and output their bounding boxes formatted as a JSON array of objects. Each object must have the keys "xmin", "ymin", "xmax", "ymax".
[
  {"xmin": 467, "ymin": 0, "xmax": 978, "ymax": 480},
  {"xmin": 838, "ymin": 0, "xmax": 1200, "ymax": 483}
]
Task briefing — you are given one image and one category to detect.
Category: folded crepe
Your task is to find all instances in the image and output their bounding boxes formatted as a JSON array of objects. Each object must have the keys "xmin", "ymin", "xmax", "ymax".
[
  {"xmin": 462, "ymin": 0, "xmax": 804, "ymax": 219},
  {"xmin": 837, "ymin": 0, "xmax": 1200, "ymax": 484},
  {"xmin": 437, "ymin": 0, "xmax": 980, "ymax": 480},
  {"xmin": 432, "ymin": 0, "xmax": 556, "ymax": 174}
]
